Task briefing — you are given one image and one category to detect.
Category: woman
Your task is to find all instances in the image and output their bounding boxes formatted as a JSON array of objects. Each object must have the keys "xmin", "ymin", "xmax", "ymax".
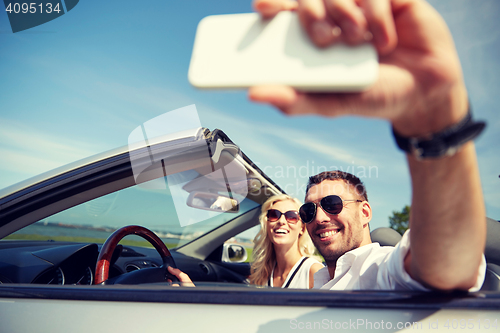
[{"xmin": 249, "ymin": 194, "xmax": 324, "ymax": 289}]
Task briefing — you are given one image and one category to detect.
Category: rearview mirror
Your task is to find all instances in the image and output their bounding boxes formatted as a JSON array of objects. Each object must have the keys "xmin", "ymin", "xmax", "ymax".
[{"xmin": 187, "ymin": 192, "xmax": 239, "ymax": 213}]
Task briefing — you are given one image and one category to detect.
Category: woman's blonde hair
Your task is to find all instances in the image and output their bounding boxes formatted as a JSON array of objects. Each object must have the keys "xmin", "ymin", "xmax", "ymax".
[{"xmin": 249, "ymin": 194, "xmax": 316, "ymax": 286}]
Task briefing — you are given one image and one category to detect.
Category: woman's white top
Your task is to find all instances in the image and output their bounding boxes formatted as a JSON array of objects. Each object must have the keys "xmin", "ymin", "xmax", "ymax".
[{"xmin": 268, "ymin": 256, "xmax": 324, "ymax": 289}]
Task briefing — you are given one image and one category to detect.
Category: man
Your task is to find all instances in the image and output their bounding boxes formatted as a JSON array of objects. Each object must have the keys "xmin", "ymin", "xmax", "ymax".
[
  {"xmin": 170, "ymin": 0, "xmax": 487, "ymax": 291},
  {"xmin": 299, "ymin": 170, "xmax": 485, "ymax": 290},
  {"xmin": 249, "ymin": 0, "xmax": 487, "ymax": 291}
]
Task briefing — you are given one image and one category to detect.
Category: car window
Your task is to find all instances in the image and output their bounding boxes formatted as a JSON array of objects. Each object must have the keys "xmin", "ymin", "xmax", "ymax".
[
  {"xmin": 6, "ymin": 175, "xmax": 260, "ymax": 248},
  {"xmin": 225, "ymin": 224, "xmax": 260, "ymax": 262}
]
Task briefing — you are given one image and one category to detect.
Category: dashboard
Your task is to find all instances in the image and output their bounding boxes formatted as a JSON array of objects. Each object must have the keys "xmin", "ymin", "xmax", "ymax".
[{"xmin": 0, "ymin": 241, "xmax": 250, "ymax": 285}]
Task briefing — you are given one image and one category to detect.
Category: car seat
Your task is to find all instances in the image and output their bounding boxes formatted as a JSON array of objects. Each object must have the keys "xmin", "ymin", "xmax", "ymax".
[
  {"xmin": 370, "ymin": 219, "xmax": 500, "ymax": 291},
  {"xmin": 481, "ymin": 218, "xmax": 500, "ymax": 291}
]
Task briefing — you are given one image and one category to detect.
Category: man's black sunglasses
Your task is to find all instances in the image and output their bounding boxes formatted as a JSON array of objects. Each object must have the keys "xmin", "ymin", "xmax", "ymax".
[{"xmin": 299, "ymin": 195, "xmax": 362, "ymax": 223}]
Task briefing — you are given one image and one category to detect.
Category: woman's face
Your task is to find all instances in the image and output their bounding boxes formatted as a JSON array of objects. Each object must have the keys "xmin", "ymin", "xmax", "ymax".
[{"xmin": 266, "ymin": 200, "xmax": 304, "ymax": 248}]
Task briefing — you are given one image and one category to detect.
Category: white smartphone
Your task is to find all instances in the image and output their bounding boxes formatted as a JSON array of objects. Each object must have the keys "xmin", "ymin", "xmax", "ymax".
[{"xmin": 188, "ymin": 11, "xmax": 378, "ymax": 92}]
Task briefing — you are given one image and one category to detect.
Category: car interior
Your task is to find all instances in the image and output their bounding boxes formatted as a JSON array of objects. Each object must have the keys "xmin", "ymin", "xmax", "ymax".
[{"xmin": 0, "ymin": 128, "xmax": 499, "ymax": 293}]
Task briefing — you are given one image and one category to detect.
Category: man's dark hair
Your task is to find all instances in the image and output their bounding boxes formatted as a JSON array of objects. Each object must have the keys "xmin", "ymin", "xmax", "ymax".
[{"xmin": 306, "ymin": 171, "xmax": 368, "ymax": 201}]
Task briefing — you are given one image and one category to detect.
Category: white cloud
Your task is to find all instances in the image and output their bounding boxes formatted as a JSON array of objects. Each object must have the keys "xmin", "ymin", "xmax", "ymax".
[
  {"xmin": 197, "ymin": 104, "xmax": 367, "ymax": 164},
  {"xmin": 0, "ymin": 147, "xmax": 63, "ymax": 175},
  {"xmin": 0, "ymin": 120, "xmax": 100, "ymax": 188},
  {"xmin": 259, "ymin": 124, "xmax": 360, "ymax": 163}
]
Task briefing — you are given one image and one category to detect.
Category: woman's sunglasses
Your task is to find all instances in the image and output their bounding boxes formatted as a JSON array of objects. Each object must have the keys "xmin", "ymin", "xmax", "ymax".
[
  {"xmin": 299, "ymin": 195, "xmax": 362, "ymax": 223},
  {"xmin": 266, "ymin": 209, "xmax": 300, "ymax": 224}
]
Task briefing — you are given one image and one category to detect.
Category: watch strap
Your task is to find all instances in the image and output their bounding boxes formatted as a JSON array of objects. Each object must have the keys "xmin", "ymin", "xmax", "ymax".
[{"xmin": 392, "ymin": 110, "xmax": 486, "ymax": 159}]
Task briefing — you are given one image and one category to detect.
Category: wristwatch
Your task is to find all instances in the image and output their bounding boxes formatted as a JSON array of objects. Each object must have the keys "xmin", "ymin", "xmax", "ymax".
[{"xmin": 392, "ymin": 109, "xmax": 486, "ymax": 159}]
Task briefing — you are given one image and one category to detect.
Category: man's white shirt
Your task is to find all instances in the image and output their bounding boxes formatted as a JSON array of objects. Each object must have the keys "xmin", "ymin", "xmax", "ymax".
[{"xmin": 314, "ymin": 230, "xmax": 486, "ymax": 291}]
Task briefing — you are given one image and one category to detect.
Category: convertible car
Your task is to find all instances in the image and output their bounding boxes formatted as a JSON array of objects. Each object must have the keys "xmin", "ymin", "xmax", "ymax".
[{"xmin": 1, "ymin": 127, "xmax": 499, "ymax": 332}]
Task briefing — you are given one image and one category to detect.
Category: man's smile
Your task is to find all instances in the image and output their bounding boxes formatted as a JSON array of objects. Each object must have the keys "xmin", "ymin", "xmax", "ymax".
[{"xmin": 314, "ymin": 225, "xmax": 343, "ymax": 242}]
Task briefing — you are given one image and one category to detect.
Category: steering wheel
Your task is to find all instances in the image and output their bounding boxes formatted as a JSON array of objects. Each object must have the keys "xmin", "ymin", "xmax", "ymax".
[{"xmin": 95, "ymin": 225, "xmax": 178, "ymax": 285}]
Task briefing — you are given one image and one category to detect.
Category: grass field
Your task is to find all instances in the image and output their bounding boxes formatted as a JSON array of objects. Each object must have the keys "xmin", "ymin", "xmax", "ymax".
[{"xmin": 4, "ymin": 234, "xmax": 178, "ymax": 249}]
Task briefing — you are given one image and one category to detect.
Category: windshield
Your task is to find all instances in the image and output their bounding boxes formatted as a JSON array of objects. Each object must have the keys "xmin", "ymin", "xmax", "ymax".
[{"xmin": 6, "ymin": 173, "xmax": 260, "ymax": 248}]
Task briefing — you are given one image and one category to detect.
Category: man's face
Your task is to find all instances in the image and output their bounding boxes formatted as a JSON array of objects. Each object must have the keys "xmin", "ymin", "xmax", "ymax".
[{"xmin": 305, "ymin": 180, "xmax": 366, "ymax": 265}]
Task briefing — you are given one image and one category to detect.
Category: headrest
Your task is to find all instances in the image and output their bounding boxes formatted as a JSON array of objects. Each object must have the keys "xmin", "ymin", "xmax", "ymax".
[
  {"xmin": 370, "ymin": 227, "xmax": 402, "ymax": 247},
  {"xmin": 486, "ymin": 218, "xmax": 500, "ymax": 265}
]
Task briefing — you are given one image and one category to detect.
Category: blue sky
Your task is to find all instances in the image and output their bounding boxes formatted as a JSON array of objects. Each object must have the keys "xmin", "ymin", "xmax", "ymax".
[{"xmin": 1, "ymin": 0, "xmax": 499, "ymax": 230}]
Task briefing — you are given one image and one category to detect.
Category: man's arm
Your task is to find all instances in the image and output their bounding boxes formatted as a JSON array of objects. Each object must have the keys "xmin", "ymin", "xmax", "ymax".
[
  {"xmin": 250, "ymin": 0, "xmax": 486, "ymax": 290},
  {"xmin": 405, "ymin": 143, "xmax": 485, "ymax": 290}
]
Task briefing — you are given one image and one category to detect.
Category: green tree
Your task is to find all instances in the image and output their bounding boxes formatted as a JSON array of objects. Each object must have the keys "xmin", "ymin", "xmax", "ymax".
[{"xmin": 389, "ymin": 205, "xmax": 410, "ymax": 235}]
